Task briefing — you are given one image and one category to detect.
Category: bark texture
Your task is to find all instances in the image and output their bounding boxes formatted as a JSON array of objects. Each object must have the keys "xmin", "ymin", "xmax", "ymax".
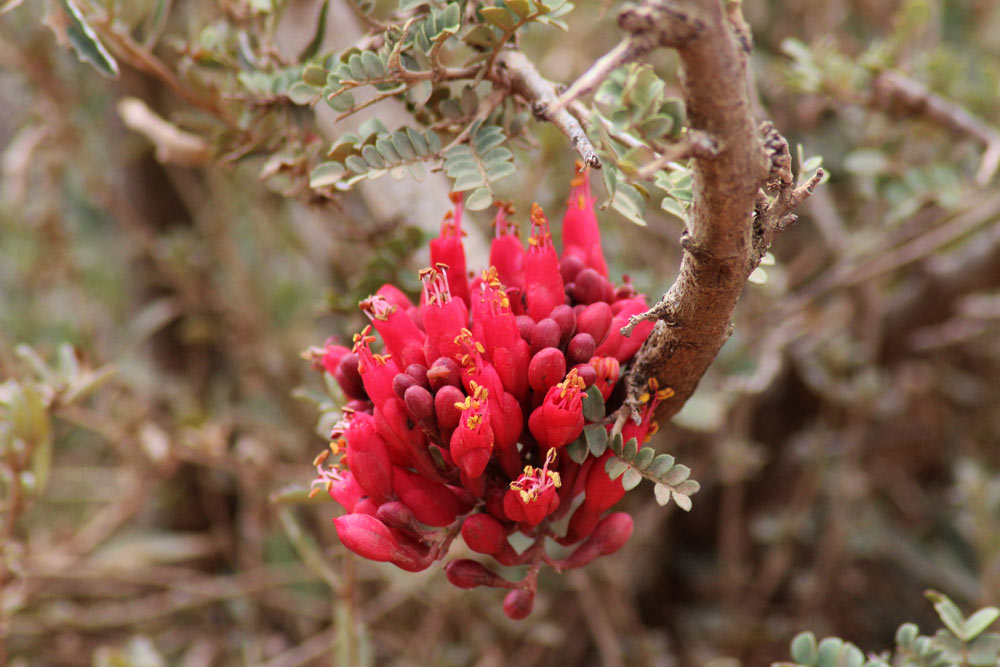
[{"xmin": 616, "ymin": 0, "xmax": 790, "ymax": 421}]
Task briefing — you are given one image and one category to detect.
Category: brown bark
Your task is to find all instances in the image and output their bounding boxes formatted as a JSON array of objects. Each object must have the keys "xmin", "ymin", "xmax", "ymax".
[{"xmin": 614, "ymin": 0, "xmax": 813, "ymax": 423}]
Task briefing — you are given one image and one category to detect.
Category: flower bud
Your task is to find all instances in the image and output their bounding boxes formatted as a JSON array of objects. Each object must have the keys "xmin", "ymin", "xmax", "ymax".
[
  {"xmin": 376, "ymin": 500, "xmax": 419, "ymax": 531},
  {"xmin": 333, "ymin": 514, "xmax": 400, "ymax": 562},
  {"xmin": 392, "ymin": 467, "xmax": 462, "ymax": 527},
  {"xmin": 571, "ymin": 268, "xmax": 607, "ymax": 305},
  {"xmin": 334, "ymin": 352, "xmax": 367, "ymax": 400},
  {"xmin": 528, "ymin": 347, "xmax": 566, "ymax": 395},
  {"xmin": 490, "ymin": 203, "xmax": 524, "ymax": 289},
  {"xmin": 403, "ymin": 385, "xmax": 435, "ymax": 423},
  {"xmin": 460, "ymin": 513, "xmax": 509, "ymax": 555},
  {"xmin": 445, "ymin": 559, "xmax": 515, "ymax": 589},
  {"xmin": 344, "ymin": 412, "xmax": 394, "ymax": 504},
  {"xmin": 559, "ymin": 254, "xmax": 584, "ymax": 284},
  {"xmin": 567, "ymin": 332, "xmax": 596, "ymax": 366},
  {"xmin": 549, "ymin": 304, "xmax": 577, "ymax": 347},
  {"xmin": 427, "ymin": 356, "xmax": 461, "ymax": 392},
  {"xmin": 529, "ymin": 318, "xmax": 561, "ymax": 355},
  {"xmin": 434, "ymin": 385, "xmax": 466, "ymax": 432},
  {"xmin": 556, "ymin": 512, "xmax": 633, "ymax": 569},
  {"xmin": 503, "ymin": 589, "xmax": 535, "ymax": 620},
  {"xmin": 392, "ymin": 372, "xmax": 417, "ymax": 399},
  {"xmin": 576, "ymin": 301, "xmax": 613, "ymax": 347},
  {"xmin": 561, "ymin": 166, "xmax": 609, "ymax": 277}
]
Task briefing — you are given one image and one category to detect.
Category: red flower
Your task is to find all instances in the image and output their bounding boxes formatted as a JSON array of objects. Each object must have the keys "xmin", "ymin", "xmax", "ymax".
[
  {"xmin": 528, "ymin": 368, "xmax": 586, "ymax": 450},
  {"xmin": 503, "ymin": 448, "xmax": 562, "ymax": 526},
  {"xmin": 306, "ymin": 169, "xmax": 677, "ymax": 617}
]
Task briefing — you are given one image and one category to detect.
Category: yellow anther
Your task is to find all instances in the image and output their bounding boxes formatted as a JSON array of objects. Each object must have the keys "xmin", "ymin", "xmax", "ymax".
[{"xmin": 313, "ymin": 450, "xmax": 330, "ymax": 467}]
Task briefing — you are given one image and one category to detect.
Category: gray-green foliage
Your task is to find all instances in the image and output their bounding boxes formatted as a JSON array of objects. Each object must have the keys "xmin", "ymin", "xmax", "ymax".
[
  {"xmin": 564, "ymin": 385, "xmax": 701, "ymax": 511},
  {"xmin": 776, "ymin": 592, "xmax": 1000, "ymax": 667}
]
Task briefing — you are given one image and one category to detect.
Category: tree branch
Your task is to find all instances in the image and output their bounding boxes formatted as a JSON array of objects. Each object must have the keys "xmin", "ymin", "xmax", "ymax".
[
  {"xmin": 492, "ymin": 49, "xmax": 602, "ymax": 169},
  {"xmin": 872, "ymin": 70, "xmax": 1000, "ymax": 185},
  {"xmin": 615, "ymin": 0, "xmax": 815, "ymax": 423}
]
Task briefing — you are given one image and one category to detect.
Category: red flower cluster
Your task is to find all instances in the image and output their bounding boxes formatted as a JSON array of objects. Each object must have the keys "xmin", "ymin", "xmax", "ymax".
[{"xmin": 309, "ymin": 167, "xmax": 659, "ymax": 618}]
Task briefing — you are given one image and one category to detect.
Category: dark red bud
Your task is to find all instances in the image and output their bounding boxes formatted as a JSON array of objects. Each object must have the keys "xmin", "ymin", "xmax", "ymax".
[
  {"xmin": 445, "ymin": 559, "xmax": 516, "ymax": 589},
  {"xmin": 572, "ymin": 268, "xmax": 605, "ymax": 305},
  {"xmin": 352, "ymin": 497, "xmax": 378, "ymax": 516},
  {"xmin": 404, "ymin": 385, "xmax": 435, "ymax": 423},
  {"xmin": 528, "ymin": 347, "xmax": 566, "ymax": 395},
  {"xmin": 376, "ymin": 501, "xmax": 419, "ymax": 531},
  {"xmin": 556, "ymin": 512, "xmax": 634, "ymax": 569},
  {"xmin": 549, "ymin": 304, "xmax": 577, "ymax": 347},
  {"xmin": 461, "ymin": 513, "xmax": 509, "ymax": 555},
  {"xmin": 393, "ymin": 372, "xmax": 418, "ymax": 399},
  {"xmin": 516, "ymin": 315, "xmax": 535, "ymax": 342},
  {"xmin": 427, "ymin": 357, "xmax": 461, "ymax": 392},
  {"xmin": 576, "ymin": 301, "xmax": 613, "ymax": 346},
  {"xmin": 530, "ymin": 318, "xmax": 561, "ymax": 355},
  {"xmin": 334, "ymin": 352, "xmax": 366, "ymax": 399},
  {"xmin": 573, "ymin": 363, "xmax": 597, "ymax": 388},
  {"xmin": 567, "ymin": 332, "xmax": 596, "ymax": 366},
  {"xmin": 559, "ymin": 254, "xmax": 584, "ymax": 284},
  {"xmin": 405, "ymin": 363, "xmax": 430, "ymax": 389},
  {"xmin": 503, "ymin": 588, "xmax": 535, "ymax": 619},
  {"xmin": 434, "ymin": 385, "xmax": 466, "ymax": 431}
]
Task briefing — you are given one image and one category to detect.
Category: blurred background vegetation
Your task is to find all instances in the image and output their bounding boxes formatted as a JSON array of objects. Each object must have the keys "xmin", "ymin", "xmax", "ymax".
[{"xmin": 2, "ymin": 0, "xmax": 999, "ymax": 664}]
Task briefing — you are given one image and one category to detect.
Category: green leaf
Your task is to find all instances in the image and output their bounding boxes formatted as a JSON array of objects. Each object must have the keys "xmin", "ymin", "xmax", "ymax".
[
  {"xmin": 288, "ymin": 81, "xmax": 319, "ymax": 105},
  {"xmin": 481, "ymin": 6, "xmax": 516, "ymax": 31},
  {"xmin": 453, "ymin": 171, "xmax": 484, "ymax": 191},
  {"xmin": 57, "ymin": 0, "xmax": 120, "ymax": 78},
  {"xmin": 791, "ymin": 631, "xmax": 818, "ymax": 666},
  {"xmin": 407, "ymin": 128, "xmax": 429, "ymax": 156},
  {"xmin": 621, "ymin": 468, "xmax": 642, "ymax": 491},
  {"xmin": 361, "ymin": 50, "xmax": 385, "ymax": 78},
  {"xmin": 507, "ymin": 0, "xmax": 533, "ymax": 19},
  {"xmin": 302, "ymin": 64, "xmax": 327, "ymax": 87},
  {"xmin": 424, "ymin": 130, "xmax": 441, "ymax": 153},
  {"xmin": 963, "ymin": 608, "xmax": 1000, "ymax": 641},
  {"xmin": 968, "ymin": 634, "xmax": 1000, "ymax": 666},
  {"xmin": 653, "ymin": 483, "xmax": 671, "ymax": 506},
  {"xmin": 672, "ymin": 492, "xmax": 692, "ymax": 511},
  {"xmin": 474, "ymin": 128, "xmax": 506, "ymax": 154},
  {"xmin": 376, "ymin": 137, "xmax": 401, "ymax": 164},
  {"xmin": 345, "ymin": 155, "xmax": 368, "ymax": 174},
  {"xmin": 623, "ymin": 437, "xmax": 637, "ymax": 461},
  {"xmin": 439, "ymin": 3, "xmax": 461, "ymax": 31},
  {"xmin": 895, "ymin": 623, "xmax": 919, "ymax": 649},
  {"xmin": 464, "ymin": 24, "xmax": 499, "ymax": 48},
  {"xmin": 612, "ymin": 183, "xmax": 647, "ymax": 226},
  {"xmin": 661, "ymin": 196, "xmax": 688, "ymax": 221},
  {"xmin": 465, "ymin": 187, "xmax": 492, "ymax": 210},
  {"xmin": 485, "ymin": 161, "xmax": 517, "ymax": 182},
  {"xmin": 582, "ymin": 385, "xmax": 605, "ymax": 421},
  {"xmin": 661, "ymin": 464, "xmax": 690, "ymax": 485},
  {"xmin": 392, "ymin": 131, "xmax": 417, "ymax": 160},
  {"xmin": 927, "ymin": 590, "xmax": 968, "ymax": 640},
  {"xmin": 408, "ymin": 162, "xmax": 427, "ymax": 182},
  {"xmin": 632, "ymin": 446, "xmax": 654, "ymax": 470},
  {"xmin": 362, "ymin": 145, "xmax": 385, "ymax": 169},
  {"xmin": 566, "ymin": 434, "xmax": 588, "ymax": 464},
  {"xmin": 326, "ymin": 90, "xmax": 354, "ymax": 112},
  {"xmin": 460, "ymin": 85, "xmax": 479, "ymax": 116},
  {"xmin": 310, "ymin": 161, "xmax": 346, "ymax": 188},
  {"xmin": 584, "ymin": 425, "xmax": 608, "ymax": 457},
  {"xmin": 816, "ymin": 638, "xmax": 844, "ymax": 667},
  {"xmin": 604, "ymin": 457, "xmax": 628, "ymax": 480},
  {"xmin": 647, "ymin": 453, "xmax": 674, "ymax": 477},
  {"xmin": 347, "ymin": 53, "xmax": 366, "ymax": 80},
  {"xmin": 610, "ymin": 431, "xmax": 623, "ymax": 455},
  {"xmin": 672, "ymin": 479, "xmax": 700, "ymax": 496},
  {"xmin": 410, "ymin": 80, "xmax": 433, "ymax": 106}
]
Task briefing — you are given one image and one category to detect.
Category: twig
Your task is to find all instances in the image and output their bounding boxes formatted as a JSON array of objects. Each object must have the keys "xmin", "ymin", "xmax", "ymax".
[
  {"xmin": 545, "ymin": 0, "xmax": 705, "ymax": 115},
  {"xmin": 872, "ymin": 70, "xmax": 1000, "ymax": 185},
  {"xmin": 492, "ymin": 50, "xmax": 602, "ymax": 169},
  {"xmin": 632, "ymin": 129, "xmax": 718, "ymax": 180}
]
